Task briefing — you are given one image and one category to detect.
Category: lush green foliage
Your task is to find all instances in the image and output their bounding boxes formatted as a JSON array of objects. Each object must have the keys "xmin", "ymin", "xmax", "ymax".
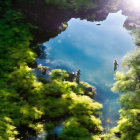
[
  {"xmin": 109, "ymin": 48, "xmax": 140, "ymax": 140},
  {"xmin": 0, "ymin": 2, "xmax": 43, "ymax": 138},
  {"xmin": 131, "ymin": 30, "xmax": 140, "ymax": 46},
  {"xmin": 45, "ymin": 0, "xmax": 98, "ymax": 11},
  {"xmin": 45, "ymin": 70, "xmax": 103, "ymax": 139},
  {"xmin": 124, "ymin": 24, "xmax": 140, "ymax": 47},
  {"xmin": 0, "ymin": 1, "xmax": 103, "ymax": 139},
  {"xmin": 1, "ymin": 0, "xmax": 140, "ymax": 139}
]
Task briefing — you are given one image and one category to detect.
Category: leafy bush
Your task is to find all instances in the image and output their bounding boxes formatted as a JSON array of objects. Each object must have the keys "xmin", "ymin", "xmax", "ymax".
[{"xmin": 110, "ymin": 48, "xmax": 140, "ymax": 140}]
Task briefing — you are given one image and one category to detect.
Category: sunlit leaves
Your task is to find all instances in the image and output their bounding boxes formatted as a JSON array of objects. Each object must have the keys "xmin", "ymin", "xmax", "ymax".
[
  {"xmin": 49, "ymin": 69, "xmax": 69, "ymax": 81},
  {"xmin": 61, "ymin": 116, "xmax": 102, "ymax": 140},
  {"xmin": 61, "ymin": 117, "xmax": 90, "ymax": 139},
  {"xmin": 0, "ymin": 117, "xmax": 19, "ymax": 139},
  {"xmin": 42, "ymin": 70, "xmax": 102, "ymax": 139},
  {"xmin": 111, "ymin": 48, "xmax": 140, "ymax": 140},
  {"xmin": 29, "ymin": 123, "xmax": 44, "ymax": 134},
  {"xmin": 0, "ymin": 1, "xmax": 103, "ymax": 139},
  {"xmin": 68, "ymin": 93, "xmax": 102, "ymax": 116}
]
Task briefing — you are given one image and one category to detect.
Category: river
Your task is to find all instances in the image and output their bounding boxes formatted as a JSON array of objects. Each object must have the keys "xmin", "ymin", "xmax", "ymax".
[{"xmin": 36, "ymin": 11, "xmax": 136, "ymax": 129}]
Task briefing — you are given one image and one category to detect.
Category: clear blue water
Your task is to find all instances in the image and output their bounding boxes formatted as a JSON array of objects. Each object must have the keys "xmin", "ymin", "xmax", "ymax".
[{"xmin": 36, "ymin": 11, "xmax": 136, "ymax": 128}]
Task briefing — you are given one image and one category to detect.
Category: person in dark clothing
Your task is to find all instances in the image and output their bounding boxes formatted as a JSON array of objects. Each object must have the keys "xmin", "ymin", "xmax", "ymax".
[
  {"xmin": 76, "ymin": 69, "xmax": 80, "ymax": 84},
  {"xmin": 114, "ymin": 60, "xmax": 118, "ymax": 71},
  {"xmin": 68, "ymin": 72, "xmax": 75, "ymax": 82}
]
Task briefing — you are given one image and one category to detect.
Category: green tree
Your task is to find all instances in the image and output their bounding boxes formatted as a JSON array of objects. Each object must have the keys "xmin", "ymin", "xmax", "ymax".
[
  {"xmin": 45, "ymin": 0, "xmax": 98, "ymax": 11},
  {"xmin": 0, "ymin": 5, "xmax": 103, "ymax": 138},
  {"xmin": 110, "ymin": 48, "xmax": 140, "ymax": 140}
]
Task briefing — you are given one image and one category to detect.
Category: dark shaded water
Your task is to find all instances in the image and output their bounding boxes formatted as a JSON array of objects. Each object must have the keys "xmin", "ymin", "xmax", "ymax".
[{"xmin": 36, "ymin": 11, "xmax": 135, "ymax": 128}]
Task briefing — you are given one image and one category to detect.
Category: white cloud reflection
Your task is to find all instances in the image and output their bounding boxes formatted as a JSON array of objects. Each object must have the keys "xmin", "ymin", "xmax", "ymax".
[{"xmin": 39, "ymin": 11, "xmax": 136, "ymax": 127}]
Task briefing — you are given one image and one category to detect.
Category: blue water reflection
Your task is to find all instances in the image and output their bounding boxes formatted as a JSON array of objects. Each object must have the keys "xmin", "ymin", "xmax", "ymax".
[{"xmin": 36, "ymin": 11, "xmax": 135, "ymax": 128}]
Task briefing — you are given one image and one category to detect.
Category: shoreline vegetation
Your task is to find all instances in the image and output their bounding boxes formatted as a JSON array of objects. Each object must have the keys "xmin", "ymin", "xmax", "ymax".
[{"xmin": 0, "ymin": 0, "xmax": 140, "ymax": 139}]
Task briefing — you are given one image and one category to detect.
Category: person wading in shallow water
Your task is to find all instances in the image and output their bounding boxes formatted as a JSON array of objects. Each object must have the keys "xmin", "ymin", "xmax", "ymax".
[
  {"xmin": 76, "ymin": 69, "xmax": 80, "ymax": 84},
  {"xmin": 114, "ymin": 60, "xmax": 118, "ymax": 71}
]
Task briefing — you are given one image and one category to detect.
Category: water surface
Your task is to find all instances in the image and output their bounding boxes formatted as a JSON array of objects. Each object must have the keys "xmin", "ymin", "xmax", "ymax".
[{"xmin": 36, "ymin": 11, "xmax": 136, "ymax": 128}]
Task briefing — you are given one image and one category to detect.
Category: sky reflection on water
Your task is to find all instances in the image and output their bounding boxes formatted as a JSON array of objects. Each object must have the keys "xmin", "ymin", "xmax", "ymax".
[{"xmin": 37, "ymin": 11, "xmax": 136, "ymax": 128}]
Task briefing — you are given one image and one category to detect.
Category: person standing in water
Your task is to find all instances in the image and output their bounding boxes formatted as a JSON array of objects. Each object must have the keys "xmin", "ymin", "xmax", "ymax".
[
  {"xmin": 76, "ymin": 69, "xmax": 80, "ymax": 84},
  {"xmin": 114, "ymin": 60, "xmax": 118, "ymax": 71}
]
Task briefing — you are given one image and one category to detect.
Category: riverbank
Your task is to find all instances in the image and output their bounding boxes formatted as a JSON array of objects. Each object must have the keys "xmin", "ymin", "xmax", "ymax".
[{"xmin": 0, "ymin": 0, "xmax": 140, "ymax": 139}]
